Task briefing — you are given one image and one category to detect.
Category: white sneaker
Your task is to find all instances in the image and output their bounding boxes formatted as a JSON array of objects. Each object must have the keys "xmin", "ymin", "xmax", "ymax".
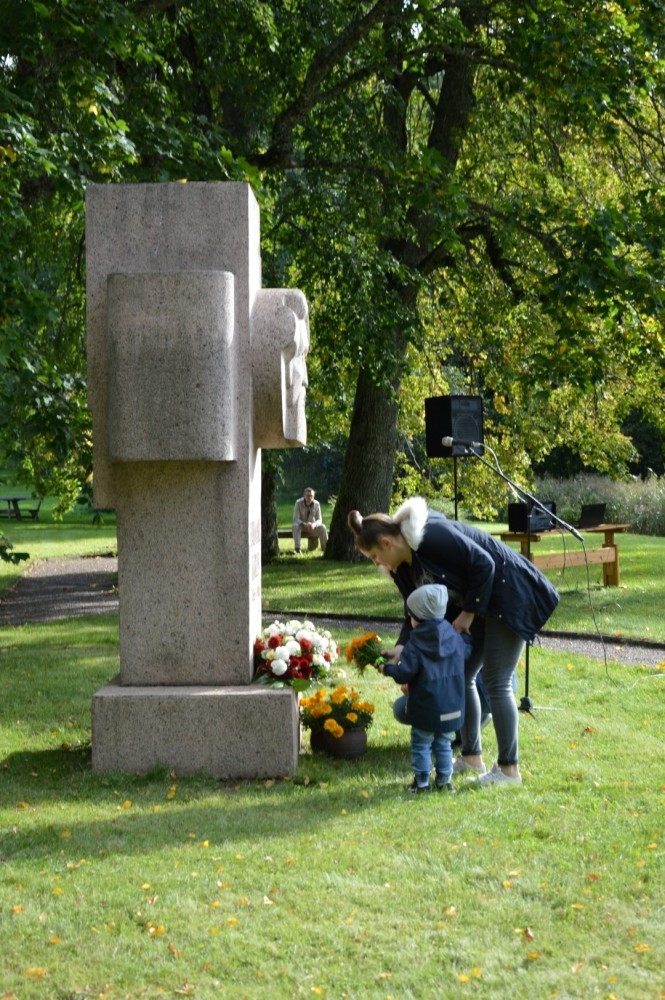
[
  {"xmin": 452, "ymin": 756, "xmax": 487, "ymax": 775},
  {"xmin": 477, "ymin": 763, "xmax": 522, "ymax": 786}
]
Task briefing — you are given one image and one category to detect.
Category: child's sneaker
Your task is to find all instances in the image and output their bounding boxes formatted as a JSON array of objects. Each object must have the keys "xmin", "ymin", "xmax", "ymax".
[
  {"xmin": 434, "ymin": 780, "xmax": 456, "ymax": 793},
  {"xmin": 405, "ymin": 778, "xmax": 431, "ymax": 794}
]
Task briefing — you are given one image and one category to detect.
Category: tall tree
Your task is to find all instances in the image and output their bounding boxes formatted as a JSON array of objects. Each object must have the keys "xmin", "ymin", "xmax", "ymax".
[{"xmin": 1, "ymin": 0, "xmax": 663, "ymax": 540}]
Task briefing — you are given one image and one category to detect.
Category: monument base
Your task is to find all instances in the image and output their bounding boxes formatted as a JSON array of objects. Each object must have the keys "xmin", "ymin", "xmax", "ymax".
[{"xmin": 91, "ymin": 679, "xmax": 299, "ymax": 778}]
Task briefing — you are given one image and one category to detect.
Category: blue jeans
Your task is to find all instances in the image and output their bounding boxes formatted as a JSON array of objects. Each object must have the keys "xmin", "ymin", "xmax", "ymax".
[
  {"xmin": 460, "ymin": 617, "xmax": 525, "ymax": 767},
  {"xmin": 393, "ymin": 697, "xmax": 454, "ymax": 786}
]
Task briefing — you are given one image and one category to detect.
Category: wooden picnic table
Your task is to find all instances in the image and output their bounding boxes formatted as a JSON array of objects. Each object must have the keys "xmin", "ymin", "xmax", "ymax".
[
  {"xmin": 0, "ymin": 496, "xmax": 42, "ymax": 521},
  {"xmin": 499, "ymin": 524, "xmax": 630, "ymax": 587}
]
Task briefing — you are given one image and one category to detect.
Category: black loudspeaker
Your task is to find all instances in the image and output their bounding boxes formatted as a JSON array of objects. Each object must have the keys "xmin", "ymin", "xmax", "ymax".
[
  {"xmin": 508, "ymin": 501, "xmax": 556, "ymax": 533},
  {"xmin": 425, "ymin": 396, "xmax": 484, "ymax": 457}
]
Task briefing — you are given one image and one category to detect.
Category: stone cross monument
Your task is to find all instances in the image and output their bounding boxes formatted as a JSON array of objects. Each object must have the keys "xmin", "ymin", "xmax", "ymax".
[{"xmin": 86, "ymin": 182, "xmax": 308, "ymax": 778}]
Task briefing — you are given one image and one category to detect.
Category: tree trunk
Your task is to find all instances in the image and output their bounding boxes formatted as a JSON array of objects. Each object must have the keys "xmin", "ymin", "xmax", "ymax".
[
  {"xmin": 261, "ymin": 465, "xmax": 280, "ymax": 562},
  {"xmin": 325, "ymin": 367, "xmax": 400, "ymax": 561},
  {"xmin": 326, "ymin": 40, "xmax": 479, "ymax": 562}
]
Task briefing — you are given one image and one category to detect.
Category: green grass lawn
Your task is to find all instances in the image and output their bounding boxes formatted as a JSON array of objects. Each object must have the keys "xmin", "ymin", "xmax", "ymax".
[
  {"xmin": 1, "ymin": 613, "xmax": 664, "ymax": 999},
  {"xmin": 3, "ymin": 504, "xmax": 664, "ymax": 644},
  {"xmin": 1, "ymin": 512, "xmax": 664, "ymax": 997},
  {"xmin": 267, "ymin": 527, "xmax": 665, "ymax": 645}
]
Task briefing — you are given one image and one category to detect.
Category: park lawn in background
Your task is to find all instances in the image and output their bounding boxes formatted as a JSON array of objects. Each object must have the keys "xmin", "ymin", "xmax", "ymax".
[
  {"xmin": 0, "ymin": 506, "xmax": 117, "ymax": 592},
  {"xmin": 1, "ymin": 510, "xmax": 664, "ymax": 640},
  {"xmin": 268, "ymin": 529, "xmax": 665, "ymax": 643},
  {"xmin": 0, "ymin": 614, "xmax": 664, "ymax": 998}
]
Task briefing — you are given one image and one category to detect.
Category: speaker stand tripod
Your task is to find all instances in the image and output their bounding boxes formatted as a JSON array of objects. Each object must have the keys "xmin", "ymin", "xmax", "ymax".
[{"xmin": 458, "ymin": 443, "xmax": 582, "ymax": 714}]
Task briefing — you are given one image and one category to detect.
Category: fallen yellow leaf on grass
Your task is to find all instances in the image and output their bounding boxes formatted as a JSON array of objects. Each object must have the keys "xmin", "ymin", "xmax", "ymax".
[
  {"xmin": 25, "ymin": 969, "xmax": 47, "ymax": 980},
  {"xmin": 168, "ymin": 943, "xmax": 182, "ymax": 958},
  {"xmin": 634, "ymin": 943, "xmax": 651, "ymax": 952}
]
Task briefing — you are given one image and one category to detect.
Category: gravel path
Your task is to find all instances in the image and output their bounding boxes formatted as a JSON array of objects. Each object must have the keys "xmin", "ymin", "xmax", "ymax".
[
  {"xmin": 0, "ymin": 555, "xmax": 119, "ymax": 626},
  {"xmin": 1, "ymin": 555, "xmax": 663, "ymax": 668}
]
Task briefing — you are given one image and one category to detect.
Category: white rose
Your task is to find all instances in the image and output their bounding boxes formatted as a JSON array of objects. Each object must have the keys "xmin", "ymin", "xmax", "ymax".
[{"xmin": 270, "ymin": 659, "xmax": 288, "ymax": 676}]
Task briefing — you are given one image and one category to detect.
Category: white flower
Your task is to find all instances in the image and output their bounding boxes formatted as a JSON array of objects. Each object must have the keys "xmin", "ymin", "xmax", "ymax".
[{"xmin": 253, "ymin": 618, "xmax": 339, "ymax": 689}]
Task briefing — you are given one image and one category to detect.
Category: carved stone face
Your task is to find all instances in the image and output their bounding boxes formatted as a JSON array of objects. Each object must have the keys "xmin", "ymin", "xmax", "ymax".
[
  {"xmin": 252, "ymin": 286, "xmax": 310, "ymax": 449},
  {"xmin": 282, "ymin": 291, "xmax": 309, "ymax": 443}
]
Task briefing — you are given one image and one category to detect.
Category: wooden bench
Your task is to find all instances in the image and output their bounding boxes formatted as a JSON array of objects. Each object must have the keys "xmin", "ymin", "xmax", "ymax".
[
  {"xmin": 277, "ymin": 528, "xmax": 319, "ymax": 551},
  {"xmin": 499, "ymin": 524, "xmax": 630, "ymax": 587}
]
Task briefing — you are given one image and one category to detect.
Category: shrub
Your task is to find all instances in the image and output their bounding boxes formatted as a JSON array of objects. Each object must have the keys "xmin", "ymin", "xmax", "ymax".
[{"xmin": 534, "ymin": 473, "xmax": 665, "ymax": 536}]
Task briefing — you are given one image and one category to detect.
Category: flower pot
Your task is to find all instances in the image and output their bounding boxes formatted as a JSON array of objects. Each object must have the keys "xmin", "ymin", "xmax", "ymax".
[
  {"xmin": 310, "ymin": 728, "xmax": 367, "ymax": 759},
  {"xmin": 309, "ymin": 729, "xmax": 329, "ymax": 753}
]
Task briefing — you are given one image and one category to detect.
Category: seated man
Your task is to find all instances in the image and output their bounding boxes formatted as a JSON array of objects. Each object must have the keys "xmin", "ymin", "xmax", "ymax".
[{"xmin": 292, "ymin": 487, "xmax": 328, "ymax": 554}]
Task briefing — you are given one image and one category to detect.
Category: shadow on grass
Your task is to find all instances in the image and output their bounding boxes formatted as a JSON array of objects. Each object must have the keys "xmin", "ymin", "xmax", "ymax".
[{"xmin": 1, "ymin": 741, "xmax": 482, "ymax": 861}]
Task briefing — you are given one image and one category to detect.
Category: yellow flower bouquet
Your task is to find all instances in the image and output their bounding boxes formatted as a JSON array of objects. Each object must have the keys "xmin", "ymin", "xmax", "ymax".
[{"xmin": 299, "ymin": 685, "xmax": 375, "ymax": 738}]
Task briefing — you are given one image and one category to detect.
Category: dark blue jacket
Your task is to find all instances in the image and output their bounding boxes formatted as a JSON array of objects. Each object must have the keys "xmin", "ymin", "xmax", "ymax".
[
  {"xmin": 393, "ymin": 510, "xmax": 559, "ymax": 647},
  {"xmin": 384, "ymin": 618, "xmax": 470, "ymax": 735}
]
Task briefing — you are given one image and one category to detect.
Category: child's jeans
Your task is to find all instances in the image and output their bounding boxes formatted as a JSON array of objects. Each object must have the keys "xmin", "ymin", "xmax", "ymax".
[
  {"xmin": 411, "ymin": 727, "xmax": 455, "ymax": 787},
  {"xmin": 393, "ymin": 696, "xmax": 455, "ymax": 786}
]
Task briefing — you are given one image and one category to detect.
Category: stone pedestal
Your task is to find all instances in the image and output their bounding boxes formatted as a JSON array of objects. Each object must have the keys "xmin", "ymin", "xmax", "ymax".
[{"xmin": 91, "ymin": 681, "xmax": 299, "ymax": 778}]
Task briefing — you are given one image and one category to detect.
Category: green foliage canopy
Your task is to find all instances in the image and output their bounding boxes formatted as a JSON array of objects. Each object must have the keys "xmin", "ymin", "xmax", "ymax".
[{"xmin": 1, "ymin": 1, "xmax": 663, "ymax": 531}]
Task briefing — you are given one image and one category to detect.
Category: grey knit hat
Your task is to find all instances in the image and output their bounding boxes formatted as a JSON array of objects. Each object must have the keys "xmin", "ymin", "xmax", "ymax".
[{"xmin": 407, "ymin": 583, "xmax": 448, "ymax": 622}]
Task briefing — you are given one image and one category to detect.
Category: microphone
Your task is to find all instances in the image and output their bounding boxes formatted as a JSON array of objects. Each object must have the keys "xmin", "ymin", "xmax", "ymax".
[{"xmin": 441, "ymin": 436, "xmax": 482, "ymax": 449}]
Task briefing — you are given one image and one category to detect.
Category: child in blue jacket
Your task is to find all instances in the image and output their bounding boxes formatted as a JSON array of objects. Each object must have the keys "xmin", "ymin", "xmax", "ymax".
[{"xmin": 377, "ymin": 583, "xmax": 470, "ymax": 793}]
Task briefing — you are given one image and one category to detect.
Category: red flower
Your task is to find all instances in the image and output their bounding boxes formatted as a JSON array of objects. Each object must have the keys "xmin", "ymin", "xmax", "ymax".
[
  {"xmin": 253, "ymin": 640, "xmax": 265, "ymax": 657},
  {"xmin": 299, "ymin": 636, "xmax": 313, "ymax": 654},
  {"xmin": 267, "ymin": 635, "xmax": 282, "ymax": 650},
  {"xmin": 289, "ymin": 656, "xmax": 313, "ymax": 679}
]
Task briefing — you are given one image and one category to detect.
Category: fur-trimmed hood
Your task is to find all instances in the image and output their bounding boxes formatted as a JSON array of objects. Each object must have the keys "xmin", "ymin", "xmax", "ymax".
[{"xmin": 393, "ymin": 496, "xmax": 429, "ymax": 551}]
